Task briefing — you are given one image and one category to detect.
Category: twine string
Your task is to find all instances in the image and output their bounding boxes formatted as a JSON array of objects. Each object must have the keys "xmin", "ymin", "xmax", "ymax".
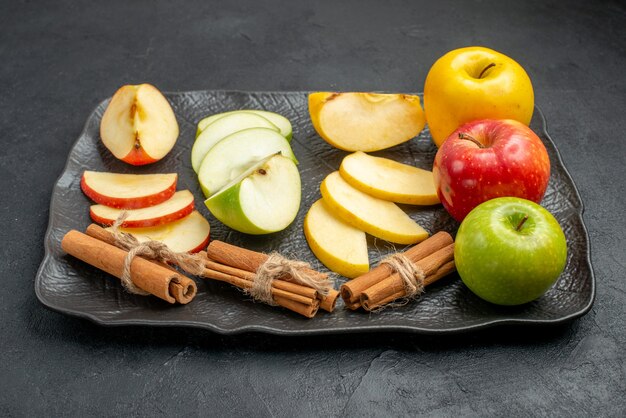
[{"xmin": 380, "ymin": 253, "xmax": 425, "ymax": 303}]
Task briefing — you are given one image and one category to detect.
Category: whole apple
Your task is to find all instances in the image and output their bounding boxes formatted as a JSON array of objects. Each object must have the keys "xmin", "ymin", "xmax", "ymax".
[
  {"xmin": 424, "ymin": 46, "xmax": 534, "ymax": 147},
  {"xmin": 454, "ymin": 197, "xmax": 567, "ymax": 305},
  {"xmin": 433, "ymin": 119, "xmax": 550, "ymax": 222}
]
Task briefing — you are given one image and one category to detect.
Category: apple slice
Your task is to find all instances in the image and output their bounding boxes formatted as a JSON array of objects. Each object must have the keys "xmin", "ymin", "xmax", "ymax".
[
  {"xmin": 339, "ymin": 151, "xmax": 440, "ymax": 205},
  {"xmin": 308, "ymin": 92, "xmax": 426, "ymax": 152},
  {"xmin": 320, "ymin": 171, "xmax": 428, "ymax": 245},
  {"xmin": 81, "ymin": 171, "xmax": 177, "ymax": 209},
  {"xmin": 90, "ymin": 190, "xmax": 194, "ymax": 227},
  {"xmin": 197, "ymin": 127, "xmax": 296, "ymax": 197},
  {"xmin": 304, "ymin": 199, "xmax": 369, "ymax": 278},
  {"xmin": 191, "ymin": 112, "xmax": 279, "ymax": 173},
  {"xmin": 197, "ymin": 110, "xmax": 293, "ymax": 141},
  {"xmin": 100, "ymin": 84, "xmax": 179, "ymax": 166},
  {"xmin": 110, "ymin": 210, "xmax": 210, "ymax": 253},
  {"xmin": 205, "ymin": 154, "xmax": 301, "ymax": 234}
]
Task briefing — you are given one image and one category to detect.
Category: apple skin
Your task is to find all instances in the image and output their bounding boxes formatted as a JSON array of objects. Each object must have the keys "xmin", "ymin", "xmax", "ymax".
[
  {"xmin": 433, "ymin": 119, "xmax": 550, "ymax": 222},
  {"xmin": 424, "ymin": 46, "xmax": 534, "ymax": 147},
  {"xmin": 80, "ymin": 173, "xmax": 177, "ymax": 209},
  {"xmin": 455, "ymin": 197, "xmax": 567, "ymax": 305}
]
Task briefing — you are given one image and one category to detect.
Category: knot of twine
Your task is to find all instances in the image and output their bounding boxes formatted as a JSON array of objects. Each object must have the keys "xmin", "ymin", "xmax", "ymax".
[
  {"xmin": 380, "ymin": 253, "xmax": 425, "ymax": 301},
  {"xmin": 249, "ymin": 252, "xmax": 332, "ymax": 306},
  {"xmin": 110, "ymin": 213, "xmax": 206, "ymax": 295}
]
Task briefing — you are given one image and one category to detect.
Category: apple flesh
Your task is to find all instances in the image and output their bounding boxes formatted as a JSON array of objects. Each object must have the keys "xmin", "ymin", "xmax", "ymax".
[
  {"xmin": 191, "ymin": 112, "xmax": 279, "ymax": 173},
  {"xmin": 308, "ymin": 92, "xmax": 426, "ymax": 151},
  {"xmin": 339, "ymin": 151, "xmax": 440, "ymax": 205},
  {"xmin": 197, "ymin": 110, "xmax": 293, "ymax": 141},
  {"xmin": 320, "ymin": 171, "xmax": 428, "ymax": 245},
  {"xmin": 110, "ymin": 210, "xmax": 210, "ymax": 253},
  {"xmin": 304, "ymin": 199, "xmax": 369, "ymax": 278},
  {"xmin": 197, "ymin": 127, "xmax": 296, "ymax": 197},
  {"xmin": 205, "ymin": 154, "xmax": 301, "ymax": 234},
  {"xmin": 81, "ymin": 171, "xmax": 177, "ymax": 209},
  {"xmin": 455, "ymin": 197, "xmax": 567, "ymax": 305},
  {"xmin": 90, "ymin": 190, "xmax": 194, "ymax": 228},
  {"xmin": 433, "ymin": 119, "xmax": 550, "ymax": 222},
  {"xmin": 424, "ymin": 46, "xmax": 534, "ymax": 147},
  {"xmin": 100, "ymin": 84, "xmax": 179, "ymax": 165}
]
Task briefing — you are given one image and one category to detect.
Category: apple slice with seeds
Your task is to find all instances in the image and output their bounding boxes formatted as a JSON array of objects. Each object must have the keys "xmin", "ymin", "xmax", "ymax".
[
  {"xmin": 81, "ymin": 171, "xmax": 177, "ymax": 209},
  {"xmin": 321, "ymin": 171, "xmax": 428, "ymax": 245},
  {"xmin": 304, "ymin": 199, "xmax": 369, "ymax": 278},
  {"xmin": 90, "ymin": 190, "xmax": 194, "ymax": 228},
  {"xmin": 340, "ymin": 151, "xmax": 440, "ymax": 205},
  {"xmin": 309, "ymin": 92, "xmax": 426, "ymax": 151},
  {"xmin": 100, "ymin": 84, "xmax": 179, "ymax": 166},
  {"xmin": 109, "ymin": 210, "xmax": 210, "ymax": 253}
]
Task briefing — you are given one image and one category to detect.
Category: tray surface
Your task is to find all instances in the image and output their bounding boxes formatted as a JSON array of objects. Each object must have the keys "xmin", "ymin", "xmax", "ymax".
[{"xmin": 35, "ymin": 90, "xmax": 595, "ymax": 335}]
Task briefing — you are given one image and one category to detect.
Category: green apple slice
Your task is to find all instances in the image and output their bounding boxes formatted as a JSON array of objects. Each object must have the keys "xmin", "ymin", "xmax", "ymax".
[
  {"xmin": 197, "ymin": 127, "xmax": 296, "ymax": 197},
  {"xmin": 190, "ymin": 112, "xmax": 279, "ymax": 173},
  {"xmin": 205, "ymin": 154, "xmax": 301, "ymax": 234},
  {"xmin": 196, "ymin": 110, "xmax": 293, "ymax": 141}
]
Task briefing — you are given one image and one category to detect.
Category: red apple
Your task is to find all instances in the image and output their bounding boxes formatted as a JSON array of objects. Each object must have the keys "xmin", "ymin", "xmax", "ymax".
[
  {"xmin": 433, "ymin": 119, "xmax": 550, "ymax": 222},
  {"xmin": 100, "ymin": 84, "xmax": 179, "ymax": 166},
  {"xmin": 81, "ymin": 171, "xmax": 177, "ymax": 209},
  {"xmin": 90, "ymin": 190, "xmax": 194, "ymax": 227}
]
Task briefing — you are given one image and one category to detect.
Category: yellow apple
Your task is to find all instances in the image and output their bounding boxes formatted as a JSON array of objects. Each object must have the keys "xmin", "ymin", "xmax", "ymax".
[
  {"xmin": 309, "ymin": 92, "xmax": 426, "ymax": 152},
  {"xmin": 424, "ymin": 46, "xmax": 534, "ymax": 147},
  {"xmin": 304, "ymin": 199, "xmax": 369, "ymax": 278},
  {"xmin": 339, "ymin": 151, "xmax": 440, "ymax": 205}
]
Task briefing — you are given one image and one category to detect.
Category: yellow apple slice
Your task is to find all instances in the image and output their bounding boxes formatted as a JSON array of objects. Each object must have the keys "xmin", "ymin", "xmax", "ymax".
[
  {"xmin": 100, "ymin": 84, "xmax": 179, "ymax": 166},
  {"xmin": 304, "ymin": 199, "xmax": 369, "ymax": 278},
  {"xmin": 90, "ymin": 190, "xmax": 194, "ymax": 228},
  {"xmin": 81, "ymin": 171, "xmax": 177, "ymax": 209},
  {"xmin": 320, "ymin": 172, "xmax": 428, "ymax": 244},
  {"xmin": 109, "ymin": 210, "xmax": 210, "ymax": 253},
  {"xmin": 340, "ymin": 151, "xmax": 440, "ymax": 205},
  {"xmin": 308, "ymin": 92, "xmax": 426, "ymax": 152}
]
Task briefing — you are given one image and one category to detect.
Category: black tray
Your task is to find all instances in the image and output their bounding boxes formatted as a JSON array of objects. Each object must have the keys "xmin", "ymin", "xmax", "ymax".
[{"xmin": 35, "ymin": 90, "xmax": 595, "ymax": 335}]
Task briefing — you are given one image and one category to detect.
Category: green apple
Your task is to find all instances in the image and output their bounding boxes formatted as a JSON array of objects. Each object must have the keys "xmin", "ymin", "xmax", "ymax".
[
  {"xmin": 196, "ymin": 110, "xmax": 293, "ymax": 141},
  {"xmin": 205, "ymin": 153, "xmax": 301, "ymax": 234},
  {"xmin": 191, "ymin": 112, "xmax": 279, "ymax": 173},
  {"xmin": 197, "ymin": 127, "xmax": 296, "ymax": 197},
  {"xmin": 455, "ymin": 197, "xmax": 567, "ymax": 305}
]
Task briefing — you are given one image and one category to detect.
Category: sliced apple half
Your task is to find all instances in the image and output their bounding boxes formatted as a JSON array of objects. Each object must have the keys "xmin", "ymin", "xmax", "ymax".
[
  {"xmin": 304, "ymin": 199, "xmax": 369, "ymax": 278},
  {"xmin": 320, "ymin": 171, "xmax": 428, "ymax": 245},
  {"xmin": 197, "ymin": 127, "xmax": 296, "ymax": 197},
  {"xmin": 340, "ymin": 151, "xmax": 440, "ymax": 205},
  {"xmin": 81, "ymin": 171, "xmax": 177, "ymax": 209},
  {"xmin": 197, "ymin": 110, "xmax": 292, "ymax": 141},
  {"xmin": 90, "ymin": 190, "xmax": 194, "ymax": 227},
  {"xmin": 110, "ymin": 210, "xmax": 210, "ymax": 253},
  {"xmin": 205, "ymin": 154, "xmax": 301, "ymax": 234},
  {"xmin": 191, "ymin": 112, "xmax": 279, "ymax": 173},
  {"xmin": 308, "ymin": 92, "xmax": 426, "ymax": 152},
  {"xmin": 100, "ymin": 84, "xmax": 179, "ymax": 166}
]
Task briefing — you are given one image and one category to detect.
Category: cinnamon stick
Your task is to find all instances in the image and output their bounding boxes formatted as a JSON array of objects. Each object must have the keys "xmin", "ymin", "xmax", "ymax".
[
  {"xmin": 360, "ymin": 244, "xmax": 455, "ymax": 311},
  {"xmin": 61, "ymin": 230, "xmax": 197, "ymax": 304},
  {"xmin": 341, "ymin": 231, "xmax": 453, "ymax": 304}
]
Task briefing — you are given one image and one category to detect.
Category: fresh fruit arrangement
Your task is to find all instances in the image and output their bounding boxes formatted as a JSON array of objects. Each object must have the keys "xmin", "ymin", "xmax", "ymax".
[{"xmin": 63, "ymin": 45, "xmax": 572, "ymax": 316}]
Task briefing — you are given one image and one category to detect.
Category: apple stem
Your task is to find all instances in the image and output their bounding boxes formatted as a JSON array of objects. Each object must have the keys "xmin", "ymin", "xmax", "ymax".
[
  {"xmin": 516, "ymin": 214, "xmax": 529, "ymax": 231},
  {"xmin": 458, "ymin": 133, "xmax": 484, "ymax": 148},
  {"xmin": 478, "ymin": 62, "xmax": 496, "ymax": 79}
]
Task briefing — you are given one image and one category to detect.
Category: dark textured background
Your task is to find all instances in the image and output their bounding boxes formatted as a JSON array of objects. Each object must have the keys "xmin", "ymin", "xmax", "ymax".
[{"xmin": 1, "ymin": 0, "xmax": 625, "ymax": 416}]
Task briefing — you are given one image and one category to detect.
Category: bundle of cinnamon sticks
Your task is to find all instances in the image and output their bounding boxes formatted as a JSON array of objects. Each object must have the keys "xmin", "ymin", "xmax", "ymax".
[
  {"xmin": 341, "ymin": 231, "xmax": 456, "ymax": 311},
  {"xmin": 61, "ymin": 225, "xmax": 339, "ymax": 318}
]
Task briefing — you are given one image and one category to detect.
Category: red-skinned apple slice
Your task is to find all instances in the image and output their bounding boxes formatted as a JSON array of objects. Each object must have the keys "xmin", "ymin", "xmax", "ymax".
[
  {"xmin": 81, "ymin": 171, "xmax": 177, "ymax": 209},
  {"xmin": 109, "ymin": 211, "xmax": 210, "ymax": 253},
  {"xmin": 90, "ymin": 190, "xmax": 194, "ymax": 227},
  {"xmin": 100, "ymin": 84, "xmax": 179, "ymax": 166}
]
